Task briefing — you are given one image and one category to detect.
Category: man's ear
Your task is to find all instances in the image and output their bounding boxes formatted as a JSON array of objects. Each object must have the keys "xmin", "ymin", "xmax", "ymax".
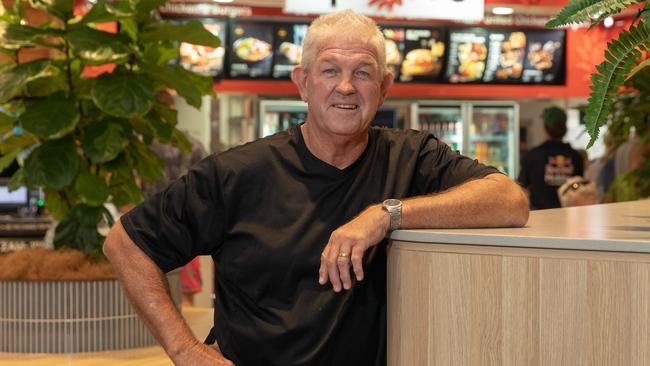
[
  {"xmin": 378, "ymin": 70, "xmax": 394, "ymax": 106},
  {"xmin": 291, "ymin": 66, "xmax": 309, "ymax": 102}
]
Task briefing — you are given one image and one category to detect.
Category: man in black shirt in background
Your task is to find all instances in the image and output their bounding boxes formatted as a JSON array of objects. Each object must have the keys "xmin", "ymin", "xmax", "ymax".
[
  {"xmin": 518, "ymin": 106, "xmax": 584, "ymax": 209},
  {"xmin": 104, "ymin": 10, "xmax": 529, "ymax": 366}
]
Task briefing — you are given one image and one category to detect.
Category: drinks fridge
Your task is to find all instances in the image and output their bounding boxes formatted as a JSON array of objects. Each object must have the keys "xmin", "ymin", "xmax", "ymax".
[
  {"xmin": 412, "ymin": 101, "xmax": 519, "ymax": 178},
  {"xmin": 259, "ymin": 100, "xmax": 308, "ymax": 138},
  {"xmin": 259, "ymin": 99, "xmax": 400, "ymax": 138}
]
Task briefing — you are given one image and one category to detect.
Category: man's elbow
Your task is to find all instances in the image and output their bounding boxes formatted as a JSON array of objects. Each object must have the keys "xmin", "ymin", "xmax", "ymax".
[
  {"xmin": 103, "ymin": 220, "xmax": 129, "ymax": 263},
  {"xmin": 508, "ymin": 181, "xmax": 530, "ymax": 227},
  {"xmin": 488, "ymin": 174, "xmax": 529, "ymax": 227}
]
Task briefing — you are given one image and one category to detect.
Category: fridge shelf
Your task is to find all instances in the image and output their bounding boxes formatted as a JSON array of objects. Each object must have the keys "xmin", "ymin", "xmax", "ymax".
[{"xmin": 470, "ymin": 135, "xmax": 509, "ymax": 142}]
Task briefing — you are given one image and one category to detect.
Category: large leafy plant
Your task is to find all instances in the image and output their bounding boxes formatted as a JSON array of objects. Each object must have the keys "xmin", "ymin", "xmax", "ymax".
[
  {"xmin": 547, "ymin": 0, "xmax": 650, "ymax": 200},
  {"xmin": 547, "ymin": 0, "xmax": 650, "ymax": 146},
  {"xmin": 0, "ymin": 0, "xmax": 219, "ymax": 258}
]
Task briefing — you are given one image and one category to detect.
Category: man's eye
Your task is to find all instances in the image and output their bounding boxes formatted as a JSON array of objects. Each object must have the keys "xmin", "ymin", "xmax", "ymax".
[
  {"xmin": 323, "ymin": 69, "xmax": 337, "ymax": 76},
  {"xmin": 355, "ymin": 70, "xmax": 370, "ymax": 78}
]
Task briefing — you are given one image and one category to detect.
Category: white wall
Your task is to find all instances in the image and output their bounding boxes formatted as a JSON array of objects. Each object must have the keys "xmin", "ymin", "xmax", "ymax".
[
  {"xmin": 173, "ymin": 95, "xmax": 215, "ymax": 308},
  {"xmin": 174, "ymin": 95, "xmax": 212, "ymax": 152}
]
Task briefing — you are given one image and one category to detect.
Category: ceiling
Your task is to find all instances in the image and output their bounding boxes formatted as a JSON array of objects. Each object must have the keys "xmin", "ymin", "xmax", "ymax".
[{"xmin": 214, "ymin": 0, "xmax": 565, "ymax": 16}]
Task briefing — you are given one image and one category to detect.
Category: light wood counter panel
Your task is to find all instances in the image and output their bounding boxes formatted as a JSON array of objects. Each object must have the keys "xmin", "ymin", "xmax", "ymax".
[
  {"xmin": 388, "ymin": 200, "xmax": 650, "ymax": 366},
  {"xmin": 392, "ymin": 200, "xmax": 650, "ymax": 252}
]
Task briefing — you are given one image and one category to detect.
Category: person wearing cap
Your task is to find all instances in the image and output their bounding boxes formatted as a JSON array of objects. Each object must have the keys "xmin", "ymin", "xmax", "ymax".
[
  {"xmin": 518, "ymin": 106, "xmax": 584, "ymax": 209},
  {"xmin": 103, "ymin": 10, "xmax": 529, "ymax": 366}
]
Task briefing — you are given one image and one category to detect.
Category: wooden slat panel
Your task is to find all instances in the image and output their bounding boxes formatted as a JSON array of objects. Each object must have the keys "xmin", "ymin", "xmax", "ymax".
[
  {"xmin": 502, "ymin": 256, "xmax": 539, "ymax": 366},
  {"xmin": 631, "ymin": 262, "xmax": 650, "ymax": 366}
]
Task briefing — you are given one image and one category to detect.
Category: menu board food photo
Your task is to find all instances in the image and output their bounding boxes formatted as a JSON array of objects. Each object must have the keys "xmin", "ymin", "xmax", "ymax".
[
  {"xmin": 483, "ymin": 30, "xmax": 526, "ymax": 83},
  {"xmin": 229, "ymin": 21, "xmax": 274, "ymax": 78},
  {"xmin": 382, "ymin": 27, "xmax": 406, "ymax": 81},
  {"xmin": 446, "ymin": 28, "xmax": 489, "ymax": 83},
  {"xmin": 272, "ymin": 23, "xmax": 308, "ymax": 79},
  {"xmin": 177, "ymin": 19, "xmax": 227, "ymax": 78},
  {"xmin": 522, "ymin": 30, "xmax": 565, "ymax": 84},
  {"xmin": 399, "ymin": 27, "xmax": 446, "ymax": 82}
]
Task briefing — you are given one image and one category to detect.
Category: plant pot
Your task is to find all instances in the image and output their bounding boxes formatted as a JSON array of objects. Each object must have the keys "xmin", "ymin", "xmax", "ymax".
[{"xmin": 0, "ymin": 271, "xmax": 180, "ymax": 353}]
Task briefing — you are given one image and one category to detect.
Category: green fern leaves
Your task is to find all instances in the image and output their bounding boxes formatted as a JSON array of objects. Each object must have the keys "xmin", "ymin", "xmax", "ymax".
[
  {"xmin": 584, "ymin": 22, "xmax": 649, "ymax": 147},
  {"xmin": 546, "ymin": 0, "xmax": 643, "ymax": 28}
]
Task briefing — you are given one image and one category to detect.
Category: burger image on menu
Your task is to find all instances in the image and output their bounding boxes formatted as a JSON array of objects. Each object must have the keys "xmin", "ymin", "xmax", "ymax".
[
  {"xmin": 402, "ymin": 48, "xmax": 439, "ymax": 75},
  {"xmin": 400, "ymin": 28, "xmax": 445, "ymax": 82}
]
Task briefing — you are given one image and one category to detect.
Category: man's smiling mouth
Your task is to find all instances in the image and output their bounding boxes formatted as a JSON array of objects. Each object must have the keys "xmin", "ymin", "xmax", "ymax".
[{"xmin": 332, "ymin": 104, "xmax": 359, "ymax": 110}]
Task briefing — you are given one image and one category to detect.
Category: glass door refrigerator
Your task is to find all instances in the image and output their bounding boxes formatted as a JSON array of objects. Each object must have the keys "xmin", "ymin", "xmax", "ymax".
[
  {"xmin": 259, "ymin": 99, "xmax": 401, "ymax": 138},
  {"xmin": 410, "ymin": 102, "xmax": 463, "ymax": 152},
  {"xmin": 412, "ymin": 101, "xmax": 519, "ymax": 178},
  {"xmin": 259, "ymin": 99, "xmax": 308, "ymax": 138}
]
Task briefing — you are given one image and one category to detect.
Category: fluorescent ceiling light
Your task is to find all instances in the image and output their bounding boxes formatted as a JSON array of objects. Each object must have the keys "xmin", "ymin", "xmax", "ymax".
[
  {"xmin": 213, "ymin": 0, "xmax": 235, "ymax": 3},
  {"xmin": 492, "ymin": 7, "xmax": 514, "ymax": 15}
]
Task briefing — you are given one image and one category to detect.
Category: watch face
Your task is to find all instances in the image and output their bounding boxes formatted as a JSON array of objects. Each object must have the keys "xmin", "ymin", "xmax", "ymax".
[{"xmin": 383, "ymin": 199, "xmax": 402, "ymax": 208}]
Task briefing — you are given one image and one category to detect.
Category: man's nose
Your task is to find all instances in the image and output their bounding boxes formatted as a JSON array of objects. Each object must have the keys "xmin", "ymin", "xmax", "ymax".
[{"xmin": 335, "ymin": 77, "xmax": 356, "ymax": 95}]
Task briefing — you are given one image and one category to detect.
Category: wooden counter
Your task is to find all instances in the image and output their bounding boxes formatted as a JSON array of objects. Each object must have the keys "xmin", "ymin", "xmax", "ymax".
[{"xmin": 388, "ymin": 200, "xmax": 650, "ymax": 366}]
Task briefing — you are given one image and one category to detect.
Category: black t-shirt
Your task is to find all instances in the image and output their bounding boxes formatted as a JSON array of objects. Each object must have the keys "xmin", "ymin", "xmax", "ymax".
[
  {"xmin": 121, "ymin": 125, "xmax": 499, "ymax": 366},
  {"xmin": 517, "ymin": 140, "xmax": 584, "ymax": 210}
]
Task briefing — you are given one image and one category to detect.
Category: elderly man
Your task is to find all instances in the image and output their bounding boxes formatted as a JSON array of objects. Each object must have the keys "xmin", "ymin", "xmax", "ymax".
[{"xmin": 104, "ymin": 10, "xmax": 528, "ymax": 366}]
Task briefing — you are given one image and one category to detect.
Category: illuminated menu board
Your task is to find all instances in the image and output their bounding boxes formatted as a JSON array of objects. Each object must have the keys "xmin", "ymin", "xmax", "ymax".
[
  {"xmin": 272, "ymin": 23, "xmax": 309, "ymax": 79},
  {"xmin": 382, "ymin": 27, "xmax": 405, "ymax": 81},
  {"xmin": 162, "ymin": 16, "xmax": 566, "ymax": 85},
  {"xmin": 399, "ymin": 27, "xmax": 446, "ymax": 83},
  {"xmin": 483, "ymin": 30, "xmax": 527, "ymax": 83},
  {"xmin": 482, "ymin": 29, "xmax": 565, "ymax": 84},
  {"xmin": 445, "ymin": 28, "xmax": 489, "ymax": 83},
  {"xmin": 177, "ymin": 18, "xmax": 227, "ymax": 78},
  {"xmin": 521, "ymin": 30, "xmax": 565, "ymax": 84},
  {"xmin": 228, "ymin": 21, "xmax": 274, "ymax": 78}
]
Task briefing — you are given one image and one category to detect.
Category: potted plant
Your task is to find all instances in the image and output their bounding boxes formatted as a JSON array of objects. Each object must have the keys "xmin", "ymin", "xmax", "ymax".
[
  {"xmin": 547, "ymin": 1, "xmax": 649, "ymax": 200},
  {"xmin": 0, "ymin": 0, "xmax": 219, "ymax": 353}
]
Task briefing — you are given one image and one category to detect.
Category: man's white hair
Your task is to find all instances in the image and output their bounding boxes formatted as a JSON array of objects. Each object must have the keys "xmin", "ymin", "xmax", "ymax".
[{"xmin": 300, "ymin": 9, "xmax": 387, "ymax": 77}]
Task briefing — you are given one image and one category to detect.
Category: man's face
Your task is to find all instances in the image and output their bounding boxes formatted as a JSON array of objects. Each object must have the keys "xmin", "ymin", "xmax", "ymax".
[{"xmin": 292, "ymin": 38, "xmax": 393, "ymax": 139}]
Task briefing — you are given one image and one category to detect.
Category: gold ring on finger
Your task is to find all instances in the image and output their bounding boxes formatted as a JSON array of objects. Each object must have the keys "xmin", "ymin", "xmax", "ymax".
[{"xmin": 338, "ymin": 252, "xmax": 350, "ymax": 258}]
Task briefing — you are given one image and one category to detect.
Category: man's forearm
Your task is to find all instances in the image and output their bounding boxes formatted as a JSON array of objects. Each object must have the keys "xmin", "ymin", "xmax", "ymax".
[
  {"xmin": 103, "ymin": 221, "xmax": 200, "ymax": 360},
  {"xmin": 401, "ymin": 173, "xmax": 529, "ymax": 229}
]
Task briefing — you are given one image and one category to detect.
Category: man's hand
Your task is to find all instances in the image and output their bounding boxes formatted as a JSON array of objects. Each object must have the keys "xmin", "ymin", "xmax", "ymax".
[
  {"xmin": 319, "ymin": 204, "xmax": 389, "ymax": 292},
  {"xmin": 172, "ymin": 341, "xmax": 236, "ymax": 366}
]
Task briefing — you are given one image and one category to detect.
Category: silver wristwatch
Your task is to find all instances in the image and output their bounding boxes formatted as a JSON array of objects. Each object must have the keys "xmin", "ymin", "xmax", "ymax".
[{"xmin": 382, "ymin": 199, "xmax": 402, "ymax": 232}]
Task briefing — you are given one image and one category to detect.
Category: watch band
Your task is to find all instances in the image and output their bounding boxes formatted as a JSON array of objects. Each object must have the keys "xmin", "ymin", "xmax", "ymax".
[{"xmin": 382, "ymin": 199, "xmax": 402, "ymax": 232}]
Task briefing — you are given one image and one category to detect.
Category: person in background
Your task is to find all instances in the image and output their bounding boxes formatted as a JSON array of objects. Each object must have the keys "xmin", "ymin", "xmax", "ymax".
[
  {"xmin": 518, "ymin": 106, "xmax": 584, "ymax": 209},
  {"xmin": 557, "ymin": 176, "xmax": 598, "ymax": 207},
  {"xmin": 585, "ymin": 131, "xmax": 615, "ymax": 201},
  {"xmin": 577, "ymin": 148, "xmax": 589, "ymax": 172},
  {"xmin": 103, "ymin": 10, "xmax": 529, "ymax": 366},
  {"xmin": 144, "ymin": 134, "xmax": 208, "ymax": 307}
]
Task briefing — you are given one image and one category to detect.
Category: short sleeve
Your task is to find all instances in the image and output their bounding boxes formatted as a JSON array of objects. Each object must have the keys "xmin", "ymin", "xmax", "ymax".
[
  {"xmin": 412, "ymin": 136, "xmax": 501, "ymax": 195},
  {"xmin": 120, "ymin": 156, "xmax": 227, "ymax": 273},
  {"xmin": 573, "ymin": 151, "xmax": 585, "ymax": 177}
]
